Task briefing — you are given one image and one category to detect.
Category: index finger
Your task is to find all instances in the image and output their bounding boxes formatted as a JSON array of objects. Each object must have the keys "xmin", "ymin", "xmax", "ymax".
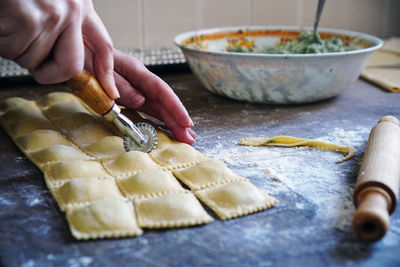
[
  {"xmin": 30, "ymin": 23, "xmax": 84, "ymax": 84},
  {"xmin": 82, "ymin": 14, "xmax": 119, "ymax": 99},
  {"xmin": 114, "ymin": 50, "xmax": 193, "ymax": 128}
]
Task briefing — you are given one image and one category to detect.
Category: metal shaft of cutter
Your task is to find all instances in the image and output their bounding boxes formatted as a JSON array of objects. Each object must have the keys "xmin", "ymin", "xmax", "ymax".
[{"xmin": 104, "ymin": 105, "xmax": 148, "ymax": 145}]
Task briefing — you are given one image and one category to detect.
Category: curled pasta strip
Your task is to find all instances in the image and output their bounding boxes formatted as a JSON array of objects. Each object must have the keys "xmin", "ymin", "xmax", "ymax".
[{"xmin": 240, "ymin": 136, "xmax": 355, "ymax": 163}]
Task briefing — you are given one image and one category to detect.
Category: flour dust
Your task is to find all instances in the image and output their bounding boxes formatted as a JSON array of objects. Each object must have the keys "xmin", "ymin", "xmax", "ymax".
[{"xmin": 198, "ymin": 126, "xmax": 370, "ymax": 232}]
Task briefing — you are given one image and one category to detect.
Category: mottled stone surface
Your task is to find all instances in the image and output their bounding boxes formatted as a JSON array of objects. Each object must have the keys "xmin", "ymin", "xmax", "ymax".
[{"xmin": 0, "ymin": 70, "xmax": 399, "ymax": 267}]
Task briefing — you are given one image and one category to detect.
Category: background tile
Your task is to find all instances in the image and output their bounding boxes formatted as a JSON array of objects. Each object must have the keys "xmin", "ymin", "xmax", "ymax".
[
  {"xmin": 94, "ymin": 0, "xmax": 142, "ymax": 49},
  {"xmin": 94, "ymin": 0, "xmax": 400, "ymax": 49}
]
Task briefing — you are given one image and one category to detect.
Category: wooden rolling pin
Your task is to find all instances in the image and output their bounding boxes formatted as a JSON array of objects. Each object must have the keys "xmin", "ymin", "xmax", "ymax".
[{"xmin": 352, "ymin": 115, "xmax": 400, "ymax": 241}]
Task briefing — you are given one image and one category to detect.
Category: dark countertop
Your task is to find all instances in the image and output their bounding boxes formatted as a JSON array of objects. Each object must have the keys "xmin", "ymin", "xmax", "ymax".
[{"xmin": 1, "ymin": 68, "xmax": 400, "ymax": 267}]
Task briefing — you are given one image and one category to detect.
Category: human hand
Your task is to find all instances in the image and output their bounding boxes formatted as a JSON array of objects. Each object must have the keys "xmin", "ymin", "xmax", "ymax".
[
  {"xmin": 0, "ymin": 0, "xmax": 195, "ymax": 144},
  {"xmin": 109, "ymin": 50, "xmax": 196, "ymax": 145},
  {"xmin": 0, "ymin": 0, "xmax": 119, "ymax": 99}
]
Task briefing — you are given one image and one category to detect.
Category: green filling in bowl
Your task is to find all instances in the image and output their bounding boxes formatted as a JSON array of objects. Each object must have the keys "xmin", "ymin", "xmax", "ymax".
[{"xmin": 226, "ymin": 31, "xmax": 364, "ymax": 54}]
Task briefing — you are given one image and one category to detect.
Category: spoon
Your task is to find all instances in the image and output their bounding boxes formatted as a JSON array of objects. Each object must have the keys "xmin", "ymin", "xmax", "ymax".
[{"xmin": 313, "ymin": 0, "xmax": 326, "ymax": 43}]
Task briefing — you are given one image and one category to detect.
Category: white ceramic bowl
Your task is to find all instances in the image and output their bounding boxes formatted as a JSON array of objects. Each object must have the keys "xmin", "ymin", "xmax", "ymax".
[{"xmin": 174, "ymin": 26, "xmax": 382, "ymax": 104}]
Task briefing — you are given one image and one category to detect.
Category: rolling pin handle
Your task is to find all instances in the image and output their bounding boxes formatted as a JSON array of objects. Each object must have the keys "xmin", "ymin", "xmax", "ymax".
[
  {"xmin": 68, "ymin": 70, "xmax": 115, "ymax": 115},
  {"xmin": 352, "ymin": 115, "xmax": 400, "ymax": 241},
  {"xmin": 378, "ymin": 115, "xmax": 400, "ymax": 126},
  {"xmin": 353, "ymin": 187, "xmax": 391, "ymax": 241}
]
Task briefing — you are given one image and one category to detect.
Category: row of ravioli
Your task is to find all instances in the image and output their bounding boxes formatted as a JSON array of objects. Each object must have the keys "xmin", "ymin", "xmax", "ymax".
[{"xmin": 0, "ymin": 92, "xmax": 277, "ymax": 240}]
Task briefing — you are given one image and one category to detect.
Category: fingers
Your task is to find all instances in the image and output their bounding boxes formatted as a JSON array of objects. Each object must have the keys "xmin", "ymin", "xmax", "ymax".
[
  {"xmin": 12, "ymin": 0, "xmax": 67, "ymax": 70},
  {"xmin": 188, "ymin": 128, "xmax": 197, "ymax": 139},
  {"xmin": 142, "ymin": 74, "xmax": 194, "ymax": 128},
  {"xmin": 113, "ymin": 49, "xmax": 196, "ymax": 144},
  {"xmin": 5, "ymin": 0, "xmax": 85, "ymax": 84},
  {"xmin": 30, "ymin": 22, "xmax": 84, "ymax": 84},
  {"xmin": 14, "ymin": 30, "xmax": 60, "ymax": 71},
  {"xmin": 114, "ymin": 71, "xmax": 145, "ymax": 109},
  {"xmin": 82, "ymin": 13, "xmax": 119, "ymax": 99},
  {"xmin": 0, "ymin": 0, "xmax": 43, "ymax": 60},
  {"xmin": 114, "ymin": 50, "xmax": 193, "ymax": 128},
  {"xmin": 139, "ymin": 101, "xmax": 196, "ymax": 145},
  {"xmin": 158, "ymin": 106, "xmax": 196, "ymax": 145}
]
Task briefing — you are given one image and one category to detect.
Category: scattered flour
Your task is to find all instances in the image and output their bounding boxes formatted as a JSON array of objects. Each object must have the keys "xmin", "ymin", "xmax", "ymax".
[
  {"xmin": 202, "ymin": 127, "xmax": 370, "ymax": 231},
  {"xmin": 67, "ymin": 257, "xmax": 93, "ymax": 267},
  {"xmin": 319, "ymin": 126, "xmax": 368, "ymax": 147},
  {"xmin": 295, "ymin": 202, "xmax": 305, "ymax": 210},
  {"xmin": 21, "ymin": 260, "xmax": 35, "ymax": 267}
]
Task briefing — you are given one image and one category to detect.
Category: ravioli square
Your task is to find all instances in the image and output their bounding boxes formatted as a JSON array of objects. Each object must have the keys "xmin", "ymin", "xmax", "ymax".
[
  {"xmin": 45, "ymin": 160, "xmax": 110, "ymax": 185},
  {"xmin": 44, "ymin": 101, "xmax": 89, "ymax": 119},
  {"xmin": 173, "ymin": 159, "xmax": 247, "ymax": 190},
  {"xmin": 52, "ymin": 112, "xmax": 98, "ymax": 131},
  {"xmin": 103, "ymin": 151, "xmax": 160, "ymax": 177},
  {"xmin": 156, "ymin": 132, "xmax": 181, "ymax": 147},
  {"xmin": 117, "ymin": 169, "xmax": 185, "ymax": 199},
  {"xmin": 53, "ymin": 178, "xmax": 123, "ymax": 211},
  {"xmin": 150, "ymin": 143, "xmax": 206, "ymax": 169},
  {"xmin": 0, "ymin": 97, "xmax": 37, "ymax": 115},
  {"xmin": 2, "ymin": 106, "xmax": 45, "ymax": 123},
  {"xmin": 37, "ymin": 92, "xmax": 82, "ymax": 109},
  {"xmin": 135, "ymin": 192, "xmax": 213, "ymax": 228},
  {"xmin": 68, "ymin": 122, "xmax": 116, "ymax": 146},
  {"xmin": 16, "ymin": 129, "xmax": 72, "ymax": 152},
  {"xmin": 195, "ymin": 181, "xmax": 278, "ymax": 220},
  {"xmin": 67, "ymin": 198, "xmax": 143, "ymax": 239},
  {"xmin": 7, "ymin": 118, "xmax": 56, "ymax": 138},
  {"xmin": 84, "ymin": 136, "xmax": 126, "ymax": 158},
  {"xmin": 31, "ymin": 145, "xmax": 93, "ymax": 166}
]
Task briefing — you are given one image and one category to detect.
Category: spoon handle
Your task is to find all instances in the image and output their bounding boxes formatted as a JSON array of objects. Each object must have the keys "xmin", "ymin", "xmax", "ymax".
[{"xmin": 313, "ymin": 0, "xmax": 326, "ymax": 33}]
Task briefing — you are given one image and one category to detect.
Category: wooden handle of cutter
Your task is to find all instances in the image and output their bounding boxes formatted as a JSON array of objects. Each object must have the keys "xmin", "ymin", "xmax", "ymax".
[
  {"xmin": 353, "ymin": 115, "xmax": 400, "ymax": 241},
  {"xmin": 67, "ymin": 70, "xmax": 114, "ymax": 115}
]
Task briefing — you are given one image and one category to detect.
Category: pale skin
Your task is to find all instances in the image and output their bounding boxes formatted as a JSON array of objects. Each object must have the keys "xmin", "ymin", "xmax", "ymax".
[{"xmin": 0, "ymin": 0, "xmax": 196, "ymax": 144}]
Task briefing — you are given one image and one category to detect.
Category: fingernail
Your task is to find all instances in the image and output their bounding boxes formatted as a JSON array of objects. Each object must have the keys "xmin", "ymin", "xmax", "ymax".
[
  {"xmin": 189, "ymin": 135, "xmax": 196, "ymax": 145},
  {"xmin": 187, "ymin": 128, "xmax": 196, "ymax": 145},
  {"xmin": 188, "ymin": 128, "xmax": 197, "ymax": 138},
  {"xmin": 115, "ymin": 89, "xmax": 120, "ymax": 99},
  {"xmin": 188, "ymin": 118, "xmax": 194, "ymax": 127}
]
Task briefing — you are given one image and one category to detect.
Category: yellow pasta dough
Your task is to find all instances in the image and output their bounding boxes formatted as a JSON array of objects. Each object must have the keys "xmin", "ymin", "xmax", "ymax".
[
  {"xmin": 117, "ymin": 169, "xmax": 185, "ymax": 199},
  {"xmin": 156, "ymin": 131, "xmax": 181, "ymax": 147},
  {"xmin": 150, "ymin": 143, "xmax": 206, "ymax": 169},
  {"xmin": 44, "ymin": 101, "xmax": 89, "ymax": 119},
  {"xmin": 36, "ymin": 92, "xmax": 82, "ymax": 109},
  {"xmin": 0, "ymin": 97, "xmax": 37, "ymax": 115},
  {"xmin": 84, "ymin": 136, "xmax": 126, "ymax": 158},
  {"xmin": 2, "ymin": 106, "xmax": 44, "ymax": 123},
  {"xmin": 173, "ymin": 159, "xmax": 246, "ymax": 190},
  {"xmin": 16, "ymin": 129, "xmax": 72, "ymax": 152},
  {"xmin": 52, "ymin": 112, "xmax": 98, "ymax": 130},
  {"xmin": 54, "ymin": 178, "xmax": 123, "ymax": 211},
  {"xmin": 195, "ymin": 181, "xmax": 278, "ymax": 220},
  {"xmin": 45, "ymin": 160, "xmax": 110, "ymax": 185},
  {"xmin": 68, "ymin": 122, "xmax": 115, "ymax": 146},
  {"xmin": 361, "ymin": 38, "xmax": 400, "ymax": 93},
  {"xmin": 7, "ymin": 118, "xmax": 56, "ymax": 138},
  {"xmin": 67, "ymin": 198, "xmax": 143, "ymax": 239},
  {"xmin": 135, "ymin": 192, "xmax": 214, "ymax": 228},
  {"xmin": 103, "ymin": 151, "xmax": 160, "ymax": 177},
  {"xmin": 240, "ymin": 136, "xmax": 355, "ymax": 163},
  {"xmin": 0, "ymin": 92, "xmax": 278, "ymax": 240},
  {"xmin": 31, "ymin": 145, "xmax": 93, "ymax": 166}
]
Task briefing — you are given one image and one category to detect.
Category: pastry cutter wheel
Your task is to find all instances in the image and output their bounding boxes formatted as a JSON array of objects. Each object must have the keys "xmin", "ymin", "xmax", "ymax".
[{"xmin": 68, "ymin": 70, "xmax": 158, "ymax": 153}]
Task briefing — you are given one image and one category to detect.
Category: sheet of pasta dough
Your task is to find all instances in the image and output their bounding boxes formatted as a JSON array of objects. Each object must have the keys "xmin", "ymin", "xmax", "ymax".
[
  {"xmin": 361, "ymin": 37, "xmax": 400, "ymax": 93},
  {"xmin": 0, "ymin": 92, "xmax": 277, "ymax": 239}
]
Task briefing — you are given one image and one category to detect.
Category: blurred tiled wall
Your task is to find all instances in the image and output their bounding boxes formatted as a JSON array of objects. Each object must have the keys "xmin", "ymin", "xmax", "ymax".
[{"xmin": 94, "ymin": 0, "xmax": 400, "ymax": 49}]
